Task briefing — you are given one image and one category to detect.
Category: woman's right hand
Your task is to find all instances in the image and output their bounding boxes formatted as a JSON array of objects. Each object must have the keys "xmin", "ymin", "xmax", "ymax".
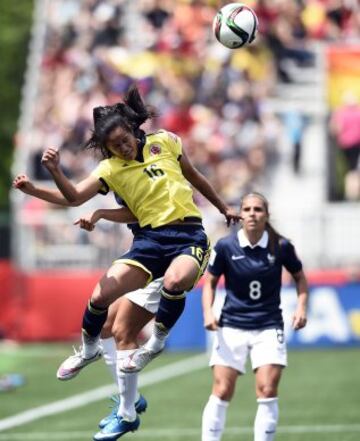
[
  {"xmin": 203, "ymin": 310, "xmax": 218, "ymax": 331},
  {"xmin": 12, "ymin": 174, "xmax": 35, "ymax": 194},
  {"xmin": 41, "ymin": 147, "xmax": 60, "ymax": 172}
]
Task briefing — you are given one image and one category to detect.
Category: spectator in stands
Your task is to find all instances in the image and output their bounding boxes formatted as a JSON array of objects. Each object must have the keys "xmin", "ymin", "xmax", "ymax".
[
  {"xmin": 201, "ymin": 192, "xmax": 309, "ymax": 441},
  {"xmin": 265, "ymin": 17, "xmax": 314, "ymax": 83},
  {"xmin": 330, "ymin": 90, "xmax": 360, "ymax": 200},
  {"xmin": 282, "ymin": 108, "xmax": 307, "ymax": 174},
  {"xmin": 142, "ymin": 0, "xmax": 171, "ymax": 30}
]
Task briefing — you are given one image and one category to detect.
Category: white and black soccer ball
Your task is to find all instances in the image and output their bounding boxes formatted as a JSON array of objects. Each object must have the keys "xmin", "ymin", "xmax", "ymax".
[{"xmin": 213, "ymin": 3, "xmax": 259, "ymax": 49}]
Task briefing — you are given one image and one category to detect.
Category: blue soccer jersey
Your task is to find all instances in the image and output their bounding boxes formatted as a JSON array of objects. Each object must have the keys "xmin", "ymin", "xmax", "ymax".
[{"xmin": 208, "ymin": 229, "xmax": 302, "ymax": 330}]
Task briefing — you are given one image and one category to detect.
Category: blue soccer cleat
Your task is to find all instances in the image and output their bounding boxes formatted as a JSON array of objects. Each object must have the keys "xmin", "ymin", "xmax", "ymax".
[
  {"xmin": 94, "ymin": 415, "xmax": 140, "ymax": 441},
  {"xmin": 134, "ymin": 395, "xmax": 147, "ymax": 414},
  {"xmin": 99, "ymin": 394, "xmax": 147, "ymax": 429}
]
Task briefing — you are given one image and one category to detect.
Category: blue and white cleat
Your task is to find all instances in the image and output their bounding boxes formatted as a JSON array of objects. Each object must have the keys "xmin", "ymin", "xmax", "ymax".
[
  {"xmin": 94, "ymin": 415, "xmax": 140, "ymax": 441},
  {"xmin": 56, "ymin": 347, "xmax": 102, "ymax": 381},
  {"xmin": 99, "ymin": 395, "xmax": 148, "ymax": 429}
]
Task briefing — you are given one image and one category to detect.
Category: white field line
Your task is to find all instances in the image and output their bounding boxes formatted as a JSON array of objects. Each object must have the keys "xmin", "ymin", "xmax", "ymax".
[
  {"xmin": 1, "ymin": 425, "xmax": 360, "ymax": 439},
  {"xmin": 0, "ymin": 353, "xmax": 208, "ymax": 432}
]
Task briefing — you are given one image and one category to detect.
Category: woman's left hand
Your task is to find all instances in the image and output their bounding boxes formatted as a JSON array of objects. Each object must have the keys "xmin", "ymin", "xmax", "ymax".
[
  {"xmin": 292, "ymin": 305, "xmax": 307, "ymax": 330},
  {"xmin": 223, "ymin": 207, "xmax": 242, "ymax": 227},
  {"xmin": 74, "ymin": 211, "xmax": 101, "ymax": 232}
]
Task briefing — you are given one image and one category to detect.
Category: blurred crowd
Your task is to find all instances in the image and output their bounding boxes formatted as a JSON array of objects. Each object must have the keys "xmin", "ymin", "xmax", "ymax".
[
  {"xmin": 16, "ymin": 0, "xmax": 360, "ymax": 264},
  {"xmin": 330, "ymin": 90, "xmax": 360, "ymax": 201}
]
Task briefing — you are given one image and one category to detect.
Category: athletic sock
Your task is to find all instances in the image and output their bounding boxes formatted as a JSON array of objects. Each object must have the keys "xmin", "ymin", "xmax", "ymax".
[
  {"xmin": 100, "ymin": 337, "xmax": 117, "ymax": 383},
  {"xmin": 81, "ymin": 332, "xmax": 100, "ymax": 359},
  {"xmin": 202, "ymin": 394, "xmax": 229, "ymax": 441},
  {"xmin": 82, "ymin": 300, "xmax": 108, "ymax": 338},
  {"xmin": 143, "ymin": 322, "xmax": 169, "ymax": 353},
  {"xmin": 254, "ymin": 397, "xmax": 279, "ymax": 441},
  {"xmin": 116, "ymin": 349, "xmax": 138, "ymax": 421},
  {"xmin": 154, "ymin": 287, "xmax": 186, "ymax": 330}
]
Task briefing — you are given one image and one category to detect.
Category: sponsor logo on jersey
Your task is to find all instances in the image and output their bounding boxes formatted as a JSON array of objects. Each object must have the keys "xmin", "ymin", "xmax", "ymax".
[
  {"xmin": 231, "ymin": 255, "xmax": 245, "ymax": 260},
  {"xmin": 150, "ymin": 144, "xmax": 161, "ymax": 155}
]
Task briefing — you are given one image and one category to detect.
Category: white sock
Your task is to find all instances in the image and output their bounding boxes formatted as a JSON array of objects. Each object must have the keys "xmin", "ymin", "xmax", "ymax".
[
  {"xmin": 82, "ymin": 332, "xmax": 100, "ymax": 359},
  {"xmin": 116, "ymin": 349, "xmax": 139, "ymax": 421},
  {"xmin": 143, "ymin": 322, "xmax": 169, "ymax": 353},
  {"xmin": 254, "ymin": 397, "xmax": 279, "ymax": 441},
  {"xmin": 99, "ymin": 337, "xmax": 117, "ymax": 383},
  {"xmin": 202, "ymin": 394, "xmax": 229, "ymax": 441}
]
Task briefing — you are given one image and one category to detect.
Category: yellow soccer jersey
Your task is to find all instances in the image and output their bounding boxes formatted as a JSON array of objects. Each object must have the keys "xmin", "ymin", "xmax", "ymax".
[{"xmin": 91, "ymin": 130, "xmax": 202, "ymax": 228}]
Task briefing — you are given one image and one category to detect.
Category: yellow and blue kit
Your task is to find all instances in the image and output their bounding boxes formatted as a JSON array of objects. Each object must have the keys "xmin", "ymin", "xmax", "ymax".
[
  {"xmin": 92, "ymin": 130, "xmax": 202, "ymax": 228},
  {"xmin": 92, "ymin": 130, "xmax": 211, "ymax": 283}
]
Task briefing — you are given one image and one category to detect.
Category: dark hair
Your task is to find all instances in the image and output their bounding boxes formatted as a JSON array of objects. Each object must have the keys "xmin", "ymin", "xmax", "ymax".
[
  {"xmin": 240, "ymin": 191, "xmax": 286, "ymax": 255},
  {"xmin": 84, "ymin": 85, "xmax": 158, "ymax": 158}
]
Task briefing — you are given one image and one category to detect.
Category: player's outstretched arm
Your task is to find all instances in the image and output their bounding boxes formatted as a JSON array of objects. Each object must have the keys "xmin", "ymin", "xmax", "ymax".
[
  {"xmin": 12, "ymin": 173, "xmax": 87, "ymax": 206},
  {"xmin": 41, "ymin": 147, "xmax": 101, "ymax": 204},
  {"xmin": 74, "ymin": 208, "xmax": 138, "ymax": 231},
  {"xmin": 291, "ymin": 269, "xmax": 309, "ymax": 330},
  {"xmin": 179, "ymin": 150, "xmax": 241, "ymax": 226}
]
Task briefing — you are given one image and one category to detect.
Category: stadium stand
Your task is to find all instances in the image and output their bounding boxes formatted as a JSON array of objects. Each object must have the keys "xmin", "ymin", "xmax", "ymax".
[{"xmin": 12, "ymin": 0, "xmax": 360, "ymax": 272}]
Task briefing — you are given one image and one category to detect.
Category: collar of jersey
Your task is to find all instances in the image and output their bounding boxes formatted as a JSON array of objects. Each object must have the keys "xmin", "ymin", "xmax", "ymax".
[{"xmin": 238, "ymin": 229, "xmax": 269, "ymax": 249}]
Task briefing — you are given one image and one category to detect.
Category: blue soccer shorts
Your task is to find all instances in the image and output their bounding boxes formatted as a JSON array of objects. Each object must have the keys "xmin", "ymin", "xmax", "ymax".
[{"xmin": 115, "ymin": 223, "xmax": 211, "ymax": 286}]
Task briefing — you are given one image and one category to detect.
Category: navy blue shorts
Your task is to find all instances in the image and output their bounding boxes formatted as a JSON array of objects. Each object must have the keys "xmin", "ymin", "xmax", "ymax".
[{"xmin": 116, "ymin": 223, "xmax": 211, "ymax": 286}]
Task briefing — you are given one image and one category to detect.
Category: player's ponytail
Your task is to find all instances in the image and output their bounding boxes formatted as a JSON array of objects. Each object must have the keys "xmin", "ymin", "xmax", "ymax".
[
  {"xmin": 122, "ymin": 85, "xmax": 158, "ymax": 131},
  {"xmin": 266, "ymin": 221, "xmax": 286, "ymax": 257}
]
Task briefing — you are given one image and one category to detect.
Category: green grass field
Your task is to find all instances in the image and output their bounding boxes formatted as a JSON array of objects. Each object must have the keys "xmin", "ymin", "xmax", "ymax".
[{"xmin": 0, "ymin": 344, "xmax": 359, "ymax": 440}]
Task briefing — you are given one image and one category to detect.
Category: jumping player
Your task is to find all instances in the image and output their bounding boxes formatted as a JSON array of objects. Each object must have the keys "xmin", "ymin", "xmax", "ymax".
[{"xmin": 14, "ymin": 84, "xmax": 240, "ymax": 440}]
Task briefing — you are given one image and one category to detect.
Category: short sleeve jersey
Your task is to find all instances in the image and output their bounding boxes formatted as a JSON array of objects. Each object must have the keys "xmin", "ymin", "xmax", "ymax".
[
  {"xmin": 208, "ymin": 230, "xmax": 303, "ymax": 330},
  {"xmin": 91, "ymin": 130, "xmax": 202, "ymax": 228}
]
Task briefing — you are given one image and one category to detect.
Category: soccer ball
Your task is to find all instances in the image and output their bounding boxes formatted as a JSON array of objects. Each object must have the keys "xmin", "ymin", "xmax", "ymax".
[{"xmin": 213, "ymin": 3, "xmax": 258, "ymax": 49}]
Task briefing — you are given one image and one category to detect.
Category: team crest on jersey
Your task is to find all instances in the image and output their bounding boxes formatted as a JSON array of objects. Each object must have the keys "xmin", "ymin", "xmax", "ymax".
[
  {"xmin": 267, "ymin": 253, "xmax": 275, "ymax": 265},
  {"xmin": 150, "ymin": 144, "xmax": 161, "ymax": 156}
]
